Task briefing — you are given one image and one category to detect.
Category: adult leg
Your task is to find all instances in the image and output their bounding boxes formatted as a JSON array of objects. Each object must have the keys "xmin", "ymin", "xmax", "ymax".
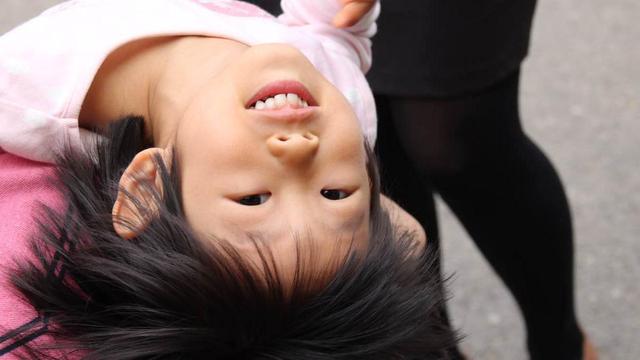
[
  {"xmin": 384, "ymin": 70, "xmax": 583, "ymax": 360},
  {"xmin": 375, "ymin": 94, "xmax": 464, "ymax": 360}
]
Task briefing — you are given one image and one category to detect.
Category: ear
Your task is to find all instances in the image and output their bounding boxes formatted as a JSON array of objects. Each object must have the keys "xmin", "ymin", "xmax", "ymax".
[
  {"xmin": 380, "ymin": 195, "xmax": 427, "ymax": 254},
  {"xmin": 112, "ymin": 148, "xmax": 171, "ymax": 239}
]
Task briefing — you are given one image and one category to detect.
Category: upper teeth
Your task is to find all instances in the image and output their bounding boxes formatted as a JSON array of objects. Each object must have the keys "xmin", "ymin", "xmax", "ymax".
[{"xmin": 251, "ymin": 93, "xmax": 309, "ymax": 110}]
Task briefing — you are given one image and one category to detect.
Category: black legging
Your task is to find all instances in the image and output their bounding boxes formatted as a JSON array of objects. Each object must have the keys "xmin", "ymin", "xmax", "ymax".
[{"xmin": 374, "ymin": 69, "xmax": 583, "ymax": 360}]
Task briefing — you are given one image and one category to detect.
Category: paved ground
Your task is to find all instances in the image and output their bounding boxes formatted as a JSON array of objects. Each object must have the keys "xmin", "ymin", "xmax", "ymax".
[{"xmin": 2, "ymin": 1, "xmax": 639, "ymax": 359}]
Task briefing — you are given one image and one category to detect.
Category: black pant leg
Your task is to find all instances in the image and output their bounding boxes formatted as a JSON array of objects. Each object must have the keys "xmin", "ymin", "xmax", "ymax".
[
  {"xmin": 374, "ymin": 95, "xmax": 440, "ymax": 247},
  {"xmin": 375, "ymin": 94, "xmax": 465, "ymax": 360},
  {"xmin": 383, "ymin": 70, "xmax": 583, "ymax": 360}
]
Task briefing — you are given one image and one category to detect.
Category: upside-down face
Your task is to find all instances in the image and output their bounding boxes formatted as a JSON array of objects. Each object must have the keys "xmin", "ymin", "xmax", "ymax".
[{"xmin": 175, "ymin": 43, "xmax": 371, "ymax": 275}]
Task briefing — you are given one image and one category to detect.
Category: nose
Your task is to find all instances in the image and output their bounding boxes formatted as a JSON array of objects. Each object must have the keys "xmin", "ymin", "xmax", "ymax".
[{"xmin": 267, "ymin": 132, "xmax": 319, "ymax": 165}]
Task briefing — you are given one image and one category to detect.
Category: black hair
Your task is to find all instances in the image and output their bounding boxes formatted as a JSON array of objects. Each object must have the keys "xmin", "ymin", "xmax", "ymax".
[{"xmin": 10, "ymin": 116, "xmax": 458, "ymax": 359}]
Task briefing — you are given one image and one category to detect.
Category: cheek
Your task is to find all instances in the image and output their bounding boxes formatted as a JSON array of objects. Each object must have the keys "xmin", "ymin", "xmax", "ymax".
[
  {"xmin": 324, "ymin": 101, "xmax": 367, "ymax": 162},
  {"xmin": 324, "ymin": 110, "xmax": 364, "ymax": 147},
  {"xmin": 178, "ymin": 98, "xmax": 249, "ymax": 164}
]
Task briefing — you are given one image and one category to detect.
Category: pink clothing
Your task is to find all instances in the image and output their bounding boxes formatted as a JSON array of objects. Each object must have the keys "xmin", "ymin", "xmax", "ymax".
[
  {"xmin": 0, "ymin": 0, "xmax": 379, "ymax": 356},
  {"xmin": 0, "ymin": 0, "xmax": 379, "ymax": 164},
  {"xmin": 0, "ymin": 151, "xmax": 61, "ymax": 357}
]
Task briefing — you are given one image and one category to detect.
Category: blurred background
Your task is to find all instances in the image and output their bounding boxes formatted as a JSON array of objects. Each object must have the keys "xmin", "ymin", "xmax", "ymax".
[{"xmin": 2, "ymin": 0, "xmax": 638, "ymax": 359}]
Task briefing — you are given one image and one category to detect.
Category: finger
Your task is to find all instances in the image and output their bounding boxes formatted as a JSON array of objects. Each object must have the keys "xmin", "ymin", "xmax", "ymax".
[{"xmin": 332, "ymin": 1, "xmax": 375, "ymax": 28}]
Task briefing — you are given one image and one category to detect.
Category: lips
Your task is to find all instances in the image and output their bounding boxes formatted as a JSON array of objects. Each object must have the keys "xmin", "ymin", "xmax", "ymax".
[{"xmin": 245, "ymin": 80, "xmax": 318, "ymax": 109}]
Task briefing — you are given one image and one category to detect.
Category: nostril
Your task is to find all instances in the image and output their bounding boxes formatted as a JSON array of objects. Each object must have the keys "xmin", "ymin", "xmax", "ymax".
[
  {"xmin": 277, "ymin": 135, "xmax": 289, "ymax": 142},
  {"xmin": 303, "ymin": 133, "xmax": 313, "ymax": 140}
]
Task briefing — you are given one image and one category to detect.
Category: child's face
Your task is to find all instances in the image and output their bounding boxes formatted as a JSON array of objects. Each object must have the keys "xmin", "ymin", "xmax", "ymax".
[{"xmin": 174, "ymin": 44, "xmax": 371, "ymax": 269}]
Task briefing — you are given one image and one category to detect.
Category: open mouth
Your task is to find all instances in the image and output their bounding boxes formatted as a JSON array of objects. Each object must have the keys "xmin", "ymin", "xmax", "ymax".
[
  {"xmin": 246, "ymin": 80, "xmax": 318, "ymax": 110},
  {"xmin": 250, "ymin": 93, "xmax": 309, "ymax": 110}
]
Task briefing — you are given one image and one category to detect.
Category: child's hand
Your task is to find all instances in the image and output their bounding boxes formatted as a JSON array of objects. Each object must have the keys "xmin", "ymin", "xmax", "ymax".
[{"xmin": 332, "ymin": 0, "xmax": 376, "ymax": 28}]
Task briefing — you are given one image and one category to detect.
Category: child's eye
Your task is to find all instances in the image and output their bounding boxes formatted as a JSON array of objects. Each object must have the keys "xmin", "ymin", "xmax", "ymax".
[
  {"xmin": 237, "ymin": 193, "xmax": 271, "ymax": 206},
  {"xmin": 321, "ymin": 189, "xmax": 350, "ymax": 200}
]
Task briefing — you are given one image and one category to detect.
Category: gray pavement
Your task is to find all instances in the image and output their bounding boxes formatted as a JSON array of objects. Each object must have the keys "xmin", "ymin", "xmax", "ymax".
[{"xmin": 2, "ymin": 1, "xmax": 639, "ymax": 359}]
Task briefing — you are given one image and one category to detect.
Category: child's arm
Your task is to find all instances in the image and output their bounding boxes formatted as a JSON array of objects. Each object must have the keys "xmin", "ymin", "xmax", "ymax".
[
  {"xmin": 332, "ymin": 0, "xmax": 377, "ymax": 28},
  {"xmin": 277, "ymin": 0, "xmax": 380, "ymax": 72},
  {"xmin": 381, "ymin": 195, "xmax": 427, "ymax": 253}
]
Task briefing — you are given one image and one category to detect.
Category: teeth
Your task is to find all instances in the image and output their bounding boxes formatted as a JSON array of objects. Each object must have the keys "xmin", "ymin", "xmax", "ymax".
[
  {"xmin": 250, "ymin": 93, "xmax": 310, "ymax": 110},
  {"xmin": 265, "ymin": 97, "xmax": 276, "ymax": 109},
  {"xmin": 274, "ymin": 94, "xmax": 287, "ymax": 107},
  {"xmin": 286, "ymin": 93, "xmax": 300, "ymax": 106}
]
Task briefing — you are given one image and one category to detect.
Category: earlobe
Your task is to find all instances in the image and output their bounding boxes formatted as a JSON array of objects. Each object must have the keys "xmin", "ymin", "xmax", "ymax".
[{"xmin": 112, "ymin": 148, "xmax": 170, "ymax": 239}]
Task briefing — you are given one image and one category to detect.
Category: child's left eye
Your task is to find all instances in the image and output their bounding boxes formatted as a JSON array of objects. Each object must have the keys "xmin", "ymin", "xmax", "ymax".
[
  {"xmin": 237, "ymin": 193, "xmax": 271, "ymax": 206},
  {"xmin": 321, "ymin": 189, "xmax": 350, "ymax": 200}
]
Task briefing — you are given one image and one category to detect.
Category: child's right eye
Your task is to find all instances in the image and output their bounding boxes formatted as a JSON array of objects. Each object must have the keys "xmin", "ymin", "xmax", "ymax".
[
  {"xmin": 237, "ymin": 193, "xmax": 271, "ymax": 206},
  {"xmin": 321, "ymin": 189, "xmax": 351, "ymax": 200}
]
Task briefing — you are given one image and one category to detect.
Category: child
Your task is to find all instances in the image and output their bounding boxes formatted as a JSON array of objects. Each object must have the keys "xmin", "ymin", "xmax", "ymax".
[{"xmin": 0, "ymin": 0, "xmax": 456, "ymax": 358}]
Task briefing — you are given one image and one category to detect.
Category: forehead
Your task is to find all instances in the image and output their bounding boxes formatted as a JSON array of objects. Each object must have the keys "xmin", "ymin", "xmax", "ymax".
[{"xmin": 206, "ymin": 210, "xmax": 371, "ymax": 278}]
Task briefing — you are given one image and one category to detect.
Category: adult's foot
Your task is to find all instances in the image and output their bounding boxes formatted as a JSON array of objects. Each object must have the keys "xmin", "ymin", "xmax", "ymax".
[{"xmin": 583, "ymin": 335, "xmax": 598, "ymax": 360}]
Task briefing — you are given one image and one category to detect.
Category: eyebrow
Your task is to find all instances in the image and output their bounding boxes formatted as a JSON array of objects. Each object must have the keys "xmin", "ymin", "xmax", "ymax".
[{"xmin": 240, "ymin": 209, "xmax": 368, "ymax": 246}]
